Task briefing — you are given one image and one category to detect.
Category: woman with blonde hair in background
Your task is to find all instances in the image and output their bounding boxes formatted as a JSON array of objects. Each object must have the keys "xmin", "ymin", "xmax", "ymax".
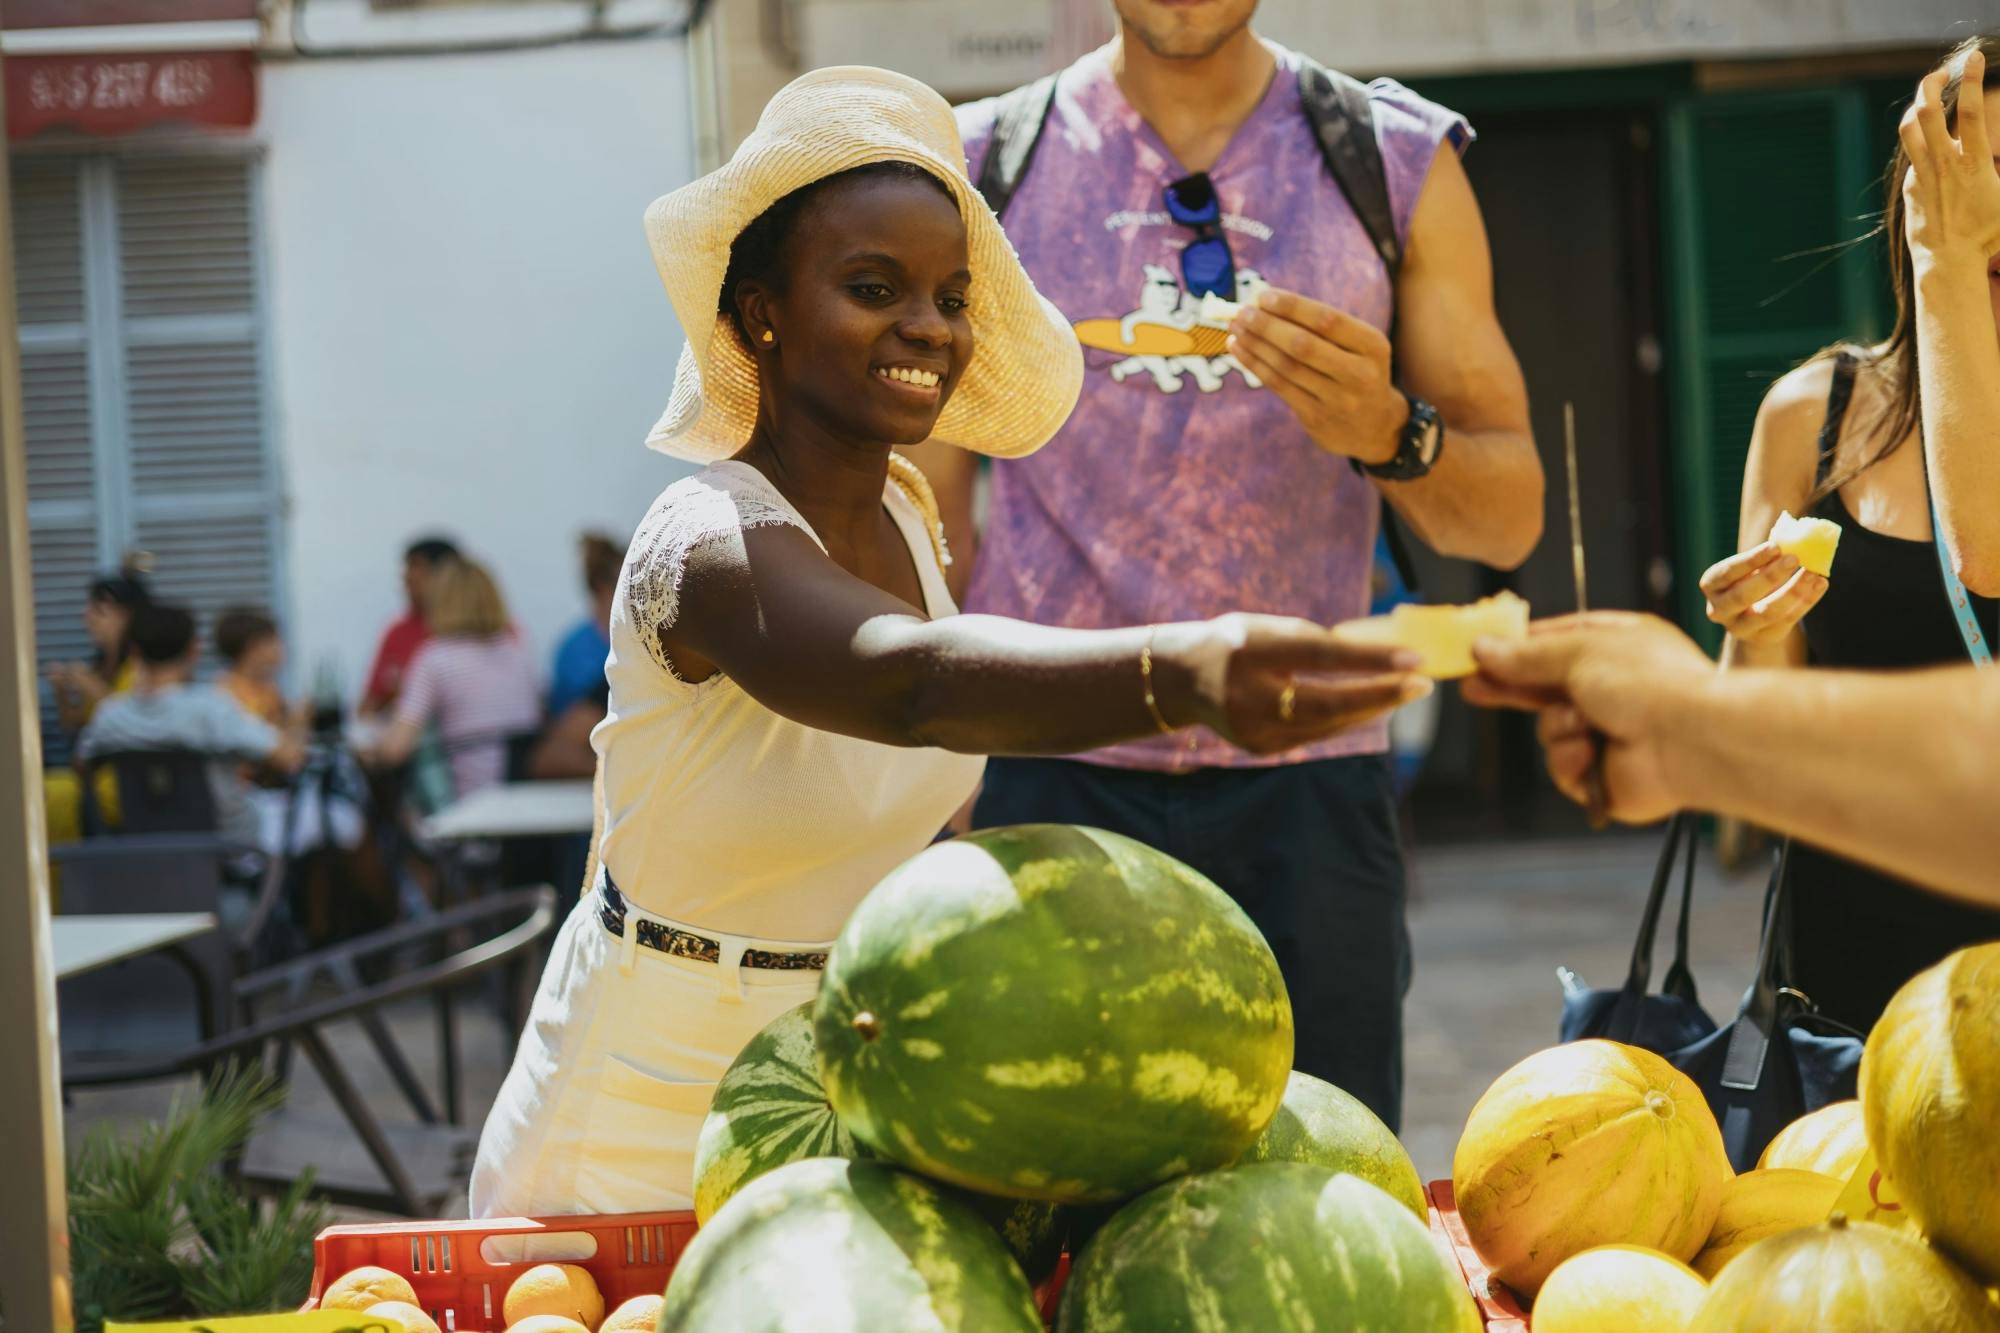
[
  {"xmin": 1697, "ymin": 38, "xmax": 2000, "ymax": 1031},
  {"xmin": 365, "ymin": 557, "xmax": 541, "ymax": 799}
]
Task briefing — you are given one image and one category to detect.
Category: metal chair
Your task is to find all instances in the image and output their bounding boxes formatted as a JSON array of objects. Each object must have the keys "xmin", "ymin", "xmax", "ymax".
[
  {"xmin": 80, "ymin": 749, "xmax": 219, "ymax": 836},
  {"xmin": 64, "ymin": 887, "xmax": 556, "ymax": 1217},
  {"xmin": 51, "ymin": 834, "xmax": 263, "ymax": 1057}
]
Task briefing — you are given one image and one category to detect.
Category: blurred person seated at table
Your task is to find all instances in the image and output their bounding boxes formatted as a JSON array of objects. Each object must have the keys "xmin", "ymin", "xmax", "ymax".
[
  {"xmin": 1691, "ymin": 42, "xmax": 2000, "ymax": 1030},
  {"xmin": 548, "ymin": 532, "xmax": 622, "ymax": 718},
  {"xmin": 45, "ymin": 554, "xmax": 152, "ymax": 737},
  {"xmin": 78, "ymin": 604, "xmax": 306, "ymax": 849},
  {"xmin": 362, "ymin": 557, "xmax": 542, "ymax": 799},
  {"xmin": 358, "ymin": 534, "xmax": 460, "ymax": 719},
  {"xmin": 214, "ymin": 607, "xmax": 298, "ymax": 729},
  {"xmin": 1468, "ymin": 612, "xmax": 2000, "ymax": 913}
]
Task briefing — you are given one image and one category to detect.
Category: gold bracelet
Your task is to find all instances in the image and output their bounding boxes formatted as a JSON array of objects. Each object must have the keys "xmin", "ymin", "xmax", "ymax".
[{"xmin": 1140, "ymin": 627, "xmax": 1174, "ymax": 734}]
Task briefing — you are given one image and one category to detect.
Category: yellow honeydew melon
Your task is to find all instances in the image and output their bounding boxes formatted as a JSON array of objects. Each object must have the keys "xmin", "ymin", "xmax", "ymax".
[
  {"xmin": 1758, "ymin": 1100, "xmax": 1868, "ymax": 1182},
  {"xmin": 1531, "ymin": 1244, "xmax": 1708, "ymax": 1333},
  {"xmin": 1692, "ymin": 1168, "xmax": 1844, "ymax": 1279},
  {"xmin": 1862, "ymin": 942, "xmax": 2000, "ymax": 1285},
  {"xmin": 364, "ymin": 1302, "xmax": 441, "ymax": 1333},
  {"xmin": 1452, "ymin": 1040, "xmax": 1731, "ymax": 1299},
  {"xmin": 1336, "ymin": 590, "xmax": 1530, "ymax": 680},
  {"xmin": 321, "ymin": 1266, "xmax": 419, "ymax": 1312},
  {"xmin": 1688, "ymin": 1214, "xmax": 2000, "ymax": 1332},
  {"xmin": 1769, "ymin": 510, "xmax": 1841, "ymax": 577}
]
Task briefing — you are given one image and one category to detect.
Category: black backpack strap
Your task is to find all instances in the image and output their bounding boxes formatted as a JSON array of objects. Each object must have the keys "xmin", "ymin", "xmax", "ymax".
[
  {"xmin": 1297, "ymin": 58, "xmax": 1427, "ymax": 594},
  {"xmin": 1297, "ymin": 59, "xmax": 1401, "ymax": 281},
  {"xmin": 972, "ymin": 74, "xmax": 1060, "ymax": 221}
]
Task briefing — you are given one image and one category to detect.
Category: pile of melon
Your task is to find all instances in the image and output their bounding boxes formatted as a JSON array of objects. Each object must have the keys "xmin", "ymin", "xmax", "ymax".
[
  {"xmin": 319, "ymin": 1261, "xmax": 659, "ymax": 1332},
  {"xmin": 1450, "ymin": 941, "xmax": 2000, "ymax": 1332},
  {"xmin": 666, "ymin": 824, "xmax": 1476, "ymax": 1331}
]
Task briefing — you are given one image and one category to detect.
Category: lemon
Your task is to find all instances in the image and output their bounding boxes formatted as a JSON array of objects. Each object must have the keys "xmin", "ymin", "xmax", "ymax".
[
  {"xmin": 502, "ymin": 1262, "xmax": 604, "ymax": 1330},
  {"xmin": 321, "ymin": 1266, "xmax": 419, "ymax": 1312},
  {"xmin": 602, "ymin": 1293, "xmax": 665, "ymax": 1331}
]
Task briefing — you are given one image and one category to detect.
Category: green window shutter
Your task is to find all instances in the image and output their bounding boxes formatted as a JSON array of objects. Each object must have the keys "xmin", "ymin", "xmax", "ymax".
[{"xmin": 1664, "ymin": 86, "xmax": 1881, "ymax": 647}]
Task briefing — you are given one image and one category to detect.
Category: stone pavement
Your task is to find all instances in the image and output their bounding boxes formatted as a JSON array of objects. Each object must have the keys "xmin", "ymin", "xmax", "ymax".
[{"xmin": 63, "ymin": 830, "xmax": 1769, "ymax": 1214}]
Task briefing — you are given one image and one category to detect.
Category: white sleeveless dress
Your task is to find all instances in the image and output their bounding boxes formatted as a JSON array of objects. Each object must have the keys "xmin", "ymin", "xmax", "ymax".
[{"xmin": 470, "ymin": 461, "xmax": 986, "ymax": 1217}]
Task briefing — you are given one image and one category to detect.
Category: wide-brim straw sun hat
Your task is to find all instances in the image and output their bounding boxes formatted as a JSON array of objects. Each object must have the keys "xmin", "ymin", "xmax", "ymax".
[{"xmin": 643, "ymin": 65, "xmax": 1083, "ymax": 462}]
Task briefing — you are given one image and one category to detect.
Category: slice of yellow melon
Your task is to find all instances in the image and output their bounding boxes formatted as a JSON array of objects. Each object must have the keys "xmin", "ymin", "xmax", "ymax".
[
  {"xmin": 1769, "ymin": 510, "xmax": 1840, "ymax": 577},
  {"xmin": 1336, "ymin": 591, "xmax": 1529, "ymax": 680}
]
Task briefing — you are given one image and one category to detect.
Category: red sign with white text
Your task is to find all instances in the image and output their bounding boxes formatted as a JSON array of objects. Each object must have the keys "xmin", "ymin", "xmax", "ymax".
[{"xmin": 5, "ymin": 50, "xmax": 255, "ymax": 139}]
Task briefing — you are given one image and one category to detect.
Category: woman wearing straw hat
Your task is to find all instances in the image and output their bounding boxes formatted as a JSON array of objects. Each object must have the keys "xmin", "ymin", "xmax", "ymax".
[{"xmin": 469, "ymin": 66, "xmax": 1427, "ymax": 1217}]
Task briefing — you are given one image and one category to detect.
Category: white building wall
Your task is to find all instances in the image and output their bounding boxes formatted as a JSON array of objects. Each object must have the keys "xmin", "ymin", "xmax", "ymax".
[{"xmin": 257, "ymin": 35, "xmax": 698, "ymax": 699}]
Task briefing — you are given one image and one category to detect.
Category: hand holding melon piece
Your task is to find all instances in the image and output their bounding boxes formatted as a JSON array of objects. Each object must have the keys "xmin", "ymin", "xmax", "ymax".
[
  {"xmin": 1198, "ymin": 291, "xmax": 1244, "ymax": 323},
  {"xmin": 1691, "ymin": 1168, "xmax": 1843, "ymax": 1279},
  {"xmin": 1337, "ymin": 591, "xmax": 1529, "ymax": 680},
  {"xmin": 502, "ymin": 1263, "xmax": 603, "ymax": 1330},
  {"xmin": 321, "ymin": 1266, "xmax": 419, "ymax": 1311},
  {"xmin": 1768, "ymin": 511, "xmax": 1840, "ymax": 577},
  {"xmin": 1532, "ymin": 1245, "xmax": 1708, "ymax": 1333}
]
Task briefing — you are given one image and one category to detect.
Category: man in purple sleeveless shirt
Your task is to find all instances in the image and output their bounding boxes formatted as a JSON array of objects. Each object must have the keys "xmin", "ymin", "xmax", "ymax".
[{"xmin": 914, "ymin": 0, "xmax": 1541, "ymax": 1127}]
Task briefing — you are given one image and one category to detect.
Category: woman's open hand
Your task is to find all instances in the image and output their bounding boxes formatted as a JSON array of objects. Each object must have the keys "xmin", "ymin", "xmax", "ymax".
[{"xmin": 1159, "ymin": 613, "xmax": 1429, "ymax": 755}]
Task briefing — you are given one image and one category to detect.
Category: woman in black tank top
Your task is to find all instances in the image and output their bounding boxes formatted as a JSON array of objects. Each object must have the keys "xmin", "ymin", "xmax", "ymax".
[
  {"xmin": 1783, "ymin": 352, "xmax": 2000, "ymax": 1028},
  {"xmin": 1696, "ymin": 43, "xmax": 2000, "ymax": 1033}
]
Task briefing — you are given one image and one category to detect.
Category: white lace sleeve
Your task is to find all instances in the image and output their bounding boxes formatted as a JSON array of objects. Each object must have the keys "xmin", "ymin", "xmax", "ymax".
[{"xmin": 620, "ymin": 471, "xmax": 811, "ymax": 680}]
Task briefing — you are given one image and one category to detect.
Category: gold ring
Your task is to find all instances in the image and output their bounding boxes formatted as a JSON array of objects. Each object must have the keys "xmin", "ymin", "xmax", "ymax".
[{"xmin": 1277, "ymin": 681, "xmax": 1297, "ymax": 722}]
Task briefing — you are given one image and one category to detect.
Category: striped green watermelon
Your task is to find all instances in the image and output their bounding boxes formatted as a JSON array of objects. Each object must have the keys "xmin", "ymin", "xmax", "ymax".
[
  {"xmin": 661, "ymin": 1157, "xmax": 1042, "ymax": 1333},
  {"xmin": 694, "ymin": 1002, "xmax": 1066, "ymax": 1282},
  {"xmin": 816, "ymin": 825, "xmax": 1293, "ymax": 1204},
  {"xmin": 1237, "ymin": 1070, "xmax": 1427, "ymax": 1218},
  {"xmin": 1058, "ymin": 1164, "xmax": 1479, "ymax": 1333}
]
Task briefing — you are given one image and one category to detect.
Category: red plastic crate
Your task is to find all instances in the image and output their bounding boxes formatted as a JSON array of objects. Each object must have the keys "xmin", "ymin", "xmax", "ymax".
[
  {"xmin": 1426, "ymin": 1181, "xmax": 1530, "ymax": 1332},
  {"xmin": 305, "ymin": 1211, "xmax": 696, "ymax": 1330},
  {"xmin": 306, "ymin": 1209, "xmax": 1070, "ymax": 1330}
]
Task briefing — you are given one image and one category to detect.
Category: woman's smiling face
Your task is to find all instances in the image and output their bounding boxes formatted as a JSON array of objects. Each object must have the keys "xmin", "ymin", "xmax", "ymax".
[{"xmin": 738, "ymin": 170, "xmax": 975, "ymax": 447}]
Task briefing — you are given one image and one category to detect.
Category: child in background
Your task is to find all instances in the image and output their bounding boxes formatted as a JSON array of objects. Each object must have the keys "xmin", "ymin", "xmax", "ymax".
[
  {"xmin": 214, "ymin": 608, "xmax": 291, "ymax": 728},
  {"xmin": 79, "ymin": 605, "xmax": 304, "ymax": 848}
]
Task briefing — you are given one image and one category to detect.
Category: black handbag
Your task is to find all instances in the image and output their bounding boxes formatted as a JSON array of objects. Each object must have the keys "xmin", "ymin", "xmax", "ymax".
[{"xmin": 1561, "ymin": 816, "xmax": 1865, "ymax": 1171}]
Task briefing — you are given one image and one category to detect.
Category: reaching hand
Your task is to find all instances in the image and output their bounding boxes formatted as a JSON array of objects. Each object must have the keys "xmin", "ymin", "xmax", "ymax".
[
  {"xmin": 1163, "ymin": 613, "xmax": 1429, "ymax": 755},
  {"xmin": 1902, "ymin": 52, "xmax": 2000, "ymax": 266},
  {"xmin": 1463, "ymin": 612, "xmax": 1714, "ymax": 824},
  {"xmin": 1699, "ymin": 542, "xmax": 1827, "ymax": 645}
]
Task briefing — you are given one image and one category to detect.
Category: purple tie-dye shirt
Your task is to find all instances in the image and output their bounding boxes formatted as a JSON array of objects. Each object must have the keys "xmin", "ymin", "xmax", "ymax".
[{"xmin": 957, "ymin": 44, "xmax": 1471, "ymax": 773}]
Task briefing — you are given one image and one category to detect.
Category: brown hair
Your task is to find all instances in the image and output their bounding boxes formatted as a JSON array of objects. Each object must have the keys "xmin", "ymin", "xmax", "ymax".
[
  {"xmin": 580, "ymin": 532, "xmax": 623, "ymax": 595},
  {"xmin": 427, "ymin": 558, "xmax": 510, "ymax": 638},
  {"xmin": 1812, "ymin": 35, "xmax": 2000, "ymax": 504},
  {"xmin": 214, "ymin": 607, "xmax": 278, "ymax": 664}
]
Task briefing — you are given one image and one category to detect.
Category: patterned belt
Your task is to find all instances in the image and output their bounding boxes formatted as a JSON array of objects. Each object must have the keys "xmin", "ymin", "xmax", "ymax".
[{"xmin": 599, "ymin": 876, "xmax": 827, "ymax": 972}]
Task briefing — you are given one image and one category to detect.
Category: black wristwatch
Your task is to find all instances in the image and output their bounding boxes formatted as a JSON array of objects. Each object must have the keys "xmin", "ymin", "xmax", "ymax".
[{"xmin": 1361, "ymin": 394, "xmax": 1444, "ymax": 482}]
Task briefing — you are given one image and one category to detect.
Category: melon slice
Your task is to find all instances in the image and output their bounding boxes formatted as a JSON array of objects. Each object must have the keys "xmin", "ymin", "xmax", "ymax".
[
  {"xmin": 1769, "ymin": 511, "xmax": 1840, "ymax": 577},
  {"xmin": 1335, "ymin": 591, "xmax": 1530, "ymax": 680},
  {"xmin": 1198, "ymin": 291, "xmax": 1244, "ymax": 324}
]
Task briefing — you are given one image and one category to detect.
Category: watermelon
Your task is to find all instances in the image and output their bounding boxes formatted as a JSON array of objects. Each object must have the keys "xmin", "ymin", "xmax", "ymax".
[
  {"xmin": 1058, "ymin": 1163, "xmax": 1479, "ymax": 1332},
  {"xmin": 694, "ymin": 1002, "xmax": 1065, "ymax": 1283},
  {"xmin": 1237, "ymin": 1070, "xmax": 1426, "ymax": 1218},
  {"xmin": 661, "ymin": 1157, "xmax": 1043, "ymax": 1333},
  {"xmin": 816, "ymin": 826, "xmax": 1293, "ymax": 1204}
]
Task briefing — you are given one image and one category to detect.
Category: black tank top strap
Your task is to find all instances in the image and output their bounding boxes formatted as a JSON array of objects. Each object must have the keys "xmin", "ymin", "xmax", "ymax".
[{"xmin": 1816, "ymin": 350, "xmax": 1860, "ymax": 487}]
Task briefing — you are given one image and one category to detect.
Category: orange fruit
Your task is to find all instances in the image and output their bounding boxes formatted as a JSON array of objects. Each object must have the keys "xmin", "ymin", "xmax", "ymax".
[
  {"xmin": 502, "ymin": 1263, "xmax": 604, "ymax": 1329},
  {"xmin": 321, "ymin": 1266, "xmax": 419, "ymax": 1311},
  {"xmin": 602, "ymin": 1293, "xmax": 665, "ymax": 1331}
]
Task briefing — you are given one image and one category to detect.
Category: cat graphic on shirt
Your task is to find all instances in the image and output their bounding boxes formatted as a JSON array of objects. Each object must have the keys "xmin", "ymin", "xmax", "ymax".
[{"xmin": 1087, "ymin": 266, "xmax": 1269, "ymax": 394}]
